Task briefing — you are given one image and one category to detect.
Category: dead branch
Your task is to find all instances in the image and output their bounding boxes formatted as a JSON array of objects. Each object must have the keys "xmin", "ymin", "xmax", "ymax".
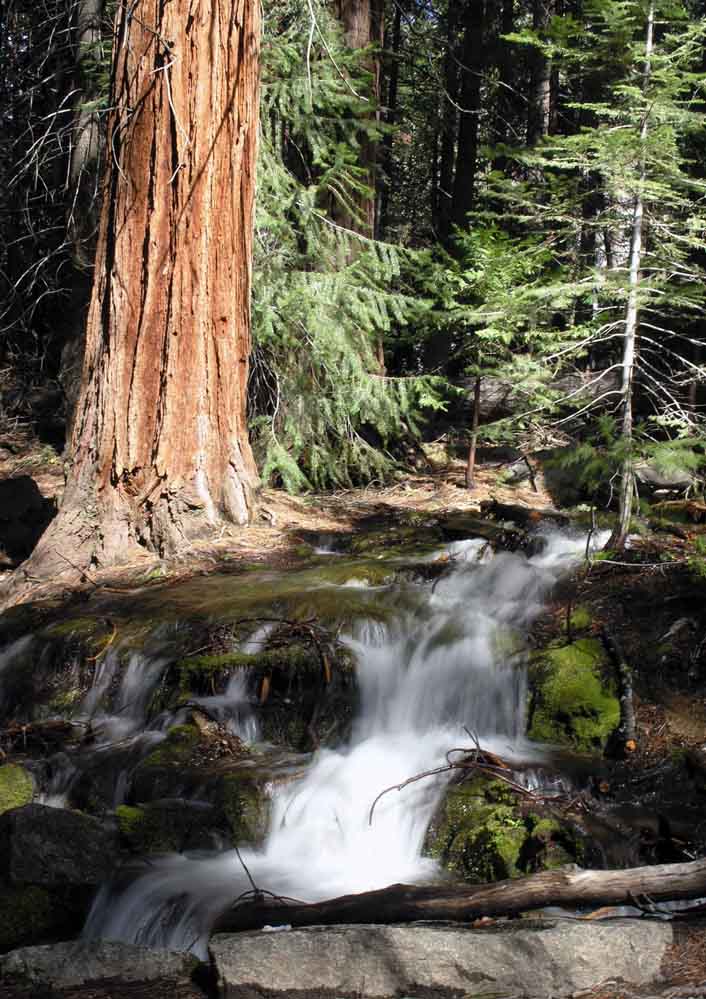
[{"xmin": 213, "ymin": 857, "xmax": 706, "ymax": 936}]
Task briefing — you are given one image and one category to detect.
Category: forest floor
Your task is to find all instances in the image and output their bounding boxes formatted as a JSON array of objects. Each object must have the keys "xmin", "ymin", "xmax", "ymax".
[{"xmin": 0, "ymin": 436, "xmax": 553, "ymax": 591}]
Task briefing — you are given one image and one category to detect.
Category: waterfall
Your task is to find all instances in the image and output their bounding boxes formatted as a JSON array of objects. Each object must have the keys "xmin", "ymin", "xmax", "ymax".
[{"xmin": 83, "ymin": 528, "xmax": 607, "ymax": 956}]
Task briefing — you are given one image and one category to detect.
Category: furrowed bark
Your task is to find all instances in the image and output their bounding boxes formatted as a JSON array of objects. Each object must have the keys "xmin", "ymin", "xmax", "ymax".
[
  {"xmin": 5, "ymin": 0, "xmax": 260, "ymax": 597},
  {"xmin": 213, "ymin": 858, "xmax": 706, "ymax": 934}
]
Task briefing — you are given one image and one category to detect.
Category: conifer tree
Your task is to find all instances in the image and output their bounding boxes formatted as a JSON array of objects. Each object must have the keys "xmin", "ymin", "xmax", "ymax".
[{"xmin": 481, "ymin": 0, "xmax": 706, "ymax": 542}]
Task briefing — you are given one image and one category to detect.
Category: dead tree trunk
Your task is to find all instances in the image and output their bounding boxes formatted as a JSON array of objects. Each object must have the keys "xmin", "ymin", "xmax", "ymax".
[
  {"xmin": 608, "ymin": 3, "xmax": 654, "ymax": 551},
  {"xmin": 465, "ymin": 374, "xmax": 481, "ymax": 490},
  {"xmin": 7, "ymin": 0, "xmax": 260, "ymax": 595},
  {"xmin": 214, "ymin": 857, "xmax": 706, "ymax": 934}
]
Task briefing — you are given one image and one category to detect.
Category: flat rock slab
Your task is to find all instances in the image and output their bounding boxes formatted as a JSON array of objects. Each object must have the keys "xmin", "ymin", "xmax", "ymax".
[
  {"xmin": 0, "ymin": 940, "xmax": 205, "ymax": 999},
  {"xmin": 210, "ymin": 919, "xmax": 672, "ymax": 998}
]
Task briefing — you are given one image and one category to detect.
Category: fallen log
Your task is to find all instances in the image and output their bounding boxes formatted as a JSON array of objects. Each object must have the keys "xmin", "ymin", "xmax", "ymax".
[
  {"xmin": 0, "ymin": 718, "xmax": 86, "ymax": 750},
  {"xmin": 213, "ymin": 858, "xmax": 706, "ymax": 935}
]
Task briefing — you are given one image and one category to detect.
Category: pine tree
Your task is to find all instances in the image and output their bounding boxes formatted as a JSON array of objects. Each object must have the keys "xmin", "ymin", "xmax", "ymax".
[
  {"xmin": 478, "ymin": 0, "xmax": 706, "ymax": 540},
  {"xmin": 250, "ymin": 0, "xmax": 444, "ymax": 491}
]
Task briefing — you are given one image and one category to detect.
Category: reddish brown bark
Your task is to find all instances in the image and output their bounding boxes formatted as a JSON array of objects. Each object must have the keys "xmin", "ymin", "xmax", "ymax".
[
  {"xmin": 333, "ymin": 0, "xmax": 383, "ymax": 238},
  {"xmin": 12, "ymin": 0, "xmax": 260, "ymax": 587}
]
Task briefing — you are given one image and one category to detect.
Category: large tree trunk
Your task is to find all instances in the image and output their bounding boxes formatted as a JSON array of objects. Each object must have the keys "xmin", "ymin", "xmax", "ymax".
[
  {"xmin": 7, "ymin": 0, "xmax": 260, "ymax": 593},
  {"xmin": 214, "ymin": 856, "xmax": 706, "ymax": 934},
  {"xmin": 450, "ymin": 0, "xmax": 485, "ymax": 232},
  {"xmin": 333, "ymin": 0, "xmax": 383, "ymax": 238},
  {"xmin": 61, "ymin": 0, "xmax": 108, "ymax": 436},
  {"xmin": 527, "ymin": 0, "xmax": 555, "ymax": 145},
  {"xmin": 376, "ymin": 0, "xmax": 402, "ymax": 236},
  {"xmin": 434, "ymin": 0, "xmax": 459, "ymax": 244},
  {"xmin": 608, "ymin": 3, "xmax": 654, "ymax": 551}
]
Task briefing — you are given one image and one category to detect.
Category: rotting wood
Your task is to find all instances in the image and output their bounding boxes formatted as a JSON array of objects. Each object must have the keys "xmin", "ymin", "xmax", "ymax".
[
  {"xmin": 0, "ymin": 719, "xmax": 87, "ymax": 752},
  {"xmin": 602, "ymin": 626, "xmax": 637, "ymax": 753},
  {"xmin": 213, "ymin": 858, "xmax": 706, "ymax": 934},
  {"xmin": 480, "ymin": 499, "xmax": 569, "ymax": 528}
]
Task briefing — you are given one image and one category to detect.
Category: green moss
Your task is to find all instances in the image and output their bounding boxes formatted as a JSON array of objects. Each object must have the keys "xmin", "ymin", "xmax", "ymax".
[
  {"xmin": 221, "ymin": 776, "xmax": 268, "ymax": 845},
  {"xmin": 528, "ymin": 638, "xmax": 619, "ymax": 752},
  {"xmin": 569, "ymin": 606, "xmax": 592, "ymax": 632},
  {"xmin": 0, "ymin": 765, "xmax": 34, "ymax": 815},
  {"xmin": 426, "ymin": 778, "xmax": 527, "ymax": 883},
  {"xmin": 427, "ymin": 778, "xmax": 585, "ymax": 886},
  {"xmin": 139, "ymin": 724, "xmax": 199, "ymax": 767},
  {"xmin": 46, "ymin": 687, "xmax": 83, "ymax": 714},
  {"xmin": 115, "ymin": 804, "xmax": 145, "ymax": 839},
  {"xmin": 0, "ymin": 885, "xmax": 55, "ymax": 952},
  {"xmin": 348, "ymin": 525, "xmax": 443, "ymax": 557},
  {"xmin": 44, "ymin": 617, "xmax": 102, "ymax": 638},
  {"xmin": 116, "ymin": 801, "xmax": 215, "ymax": 853}
]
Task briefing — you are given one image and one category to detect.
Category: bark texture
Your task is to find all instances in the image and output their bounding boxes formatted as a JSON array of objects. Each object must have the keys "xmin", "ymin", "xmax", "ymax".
[
  {"xmin": 450, "ymin": 0, "xmax": 485, "ymax": 231},
  {"xmin": 214, "ymin": 857, "xmax": 706, "ymax": 934},
  {"xmin": 333, "ymin": 0, "xmax": 383, "ymax": 238},
  {"xmin": 20, "ymin": 0, "xmax": 261, "ymax": 579}
]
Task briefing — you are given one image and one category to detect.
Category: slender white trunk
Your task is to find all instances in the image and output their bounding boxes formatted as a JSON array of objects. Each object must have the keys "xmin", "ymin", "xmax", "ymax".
[{"xmin": 608, "ymin": 2, "xmax": 654, "ymax": 550}]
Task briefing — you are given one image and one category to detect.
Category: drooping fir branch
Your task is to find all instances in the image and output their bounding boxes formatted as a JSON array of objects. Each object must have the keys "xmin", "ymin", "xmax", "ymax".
[{"xmin": 251, "ymin": 0, "xmax": 445, "ymax": 491}]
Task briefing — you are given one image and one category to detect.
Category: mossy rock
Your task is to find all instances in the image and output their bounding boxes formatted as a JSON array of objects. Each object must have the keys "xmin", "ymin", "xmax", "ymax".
[
  {"xmin": 347, "ymin": 525, "xmax": 444, "ymax": 558},
  {"xmin": 425, "ymin": 778, "xmax": 527, "ymax": 883},
  {"xmin": 139, "ymin": 725, "xmax": 200, "ymax": 768},
  {"xmin": 176, "ymin": 645, "xmax": 320, "ymax": 698},
  {"xmin": 43, "ymin": 617, "xmax": 104, "ymax": 639},
  {"xmin": 115, "ymin": 800, "xmax": 226, "ymax": 853},
  {"xmin": 528, "ymin": 638, "xmax": 619, "ymax": 752},
  {"xmin": 425, "ymin": 777, "xmax": 582, "ymax": 884},
  {"xmin": 0, "ymin": 765, "xmax": 34, "ymax": 815},
  {"xmin": 568, "ymin": 605, "xmax": 592, "ymax": 633},
  {"xmin": 0, "ymin": 885, "xmax": 55, "ymax": 953},
  {"xmin": 220, "ymin": 775, "xmax": 270, "ymax": 845}
]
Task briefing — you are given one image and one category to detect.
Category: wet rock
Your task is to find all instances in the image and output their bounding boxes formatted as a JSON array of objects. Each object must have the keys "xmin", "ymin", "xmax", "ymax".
[
  {"xmin": 437, "ymin": 511, "xmax": 525, "ymax": 550},
  {"xmin": 0, "ymin": 804, "xmax": 119, "ymax": 887},
  {"xmin": 210, "ymin": 920, "xmax": 671, "ymax": 998},
  {"xmin": 0, "ymin": 940, "xmax": 204, "ymax": 998},
  {"xmin": 115, "ymin": 799, "xmax": 228, "ymax": 853},
  {"xmin": 0, "ymin": 885, "xmax": 58, "ymax": 954},
  {"xmin": 347, "ymin": 525, "xmax": 444, "ymax": 558},
  {"xmin": 503, "ymin": 457, "xmax": 532, "ymax": 484},
  {"xmin": 425, "ymin": 776, "xmax": 581, "ymax": 883},
  {"xmin": 131, "ymin": 756, "xmax": 273, "ymax": 848},
  {"xmin": 528, "ymin": 638, "xmax": 620, "ymax": 752}
]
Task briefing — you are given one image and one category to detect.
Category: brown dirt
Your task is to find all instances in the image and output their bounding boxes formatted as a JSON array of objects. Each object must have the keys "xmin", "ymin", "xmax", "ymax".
[{"xmin": 0, "ymin": 442, "xmax": 555, "ymax": 605}]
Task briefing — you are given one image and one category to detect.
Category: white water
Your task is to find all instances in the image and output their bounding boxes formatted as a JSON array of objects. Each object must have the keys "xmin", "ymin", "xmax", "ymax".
[{"xmin": 84, "ymin": 529, "xmax": 608, "ymax": 956}]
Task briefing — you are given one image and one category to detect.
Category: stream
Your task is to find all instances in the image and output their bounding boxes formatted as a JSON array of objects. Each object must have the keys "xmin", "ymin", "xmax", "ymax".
[{"xmin": 61, "ymin": 528, "xmax": 604, "ymax": 957}]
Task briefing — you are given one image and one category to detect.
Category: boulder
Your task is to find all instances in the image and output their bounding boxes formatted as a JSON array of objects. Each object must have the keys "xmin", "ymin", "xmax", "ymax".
[
  {"xmin": 636, "ymin": 461, "xmax": 697, "ymax": 494},
  {"xmin": 425, "ymin": 776, "xmax": 581, "ymax": 883},
  {"xmin": 528, "ymin": 638, "xmax": 620, "ymax": 752},
  {"xmin": 0, "ymin": 940, "xmax": 204, "ymax": 998},
  {"xmin": 210, "ymin": 920, "xmax": 671, "ymax": 998},
  {"xmin": 0, "ymin": 804, "xmax": 119, "ymax": 887}
]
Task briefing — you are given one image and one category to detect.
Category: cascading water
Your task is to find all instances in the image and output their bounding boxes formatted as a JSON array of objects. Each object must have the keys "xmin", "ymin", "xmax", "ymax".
[
  {"xmin": 83, "ymin": 528, "xmax": 607, "ymax": 957},
  {"xmin": 34, "ymin": 627, "xmax": 260, "ymax": 808}
]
